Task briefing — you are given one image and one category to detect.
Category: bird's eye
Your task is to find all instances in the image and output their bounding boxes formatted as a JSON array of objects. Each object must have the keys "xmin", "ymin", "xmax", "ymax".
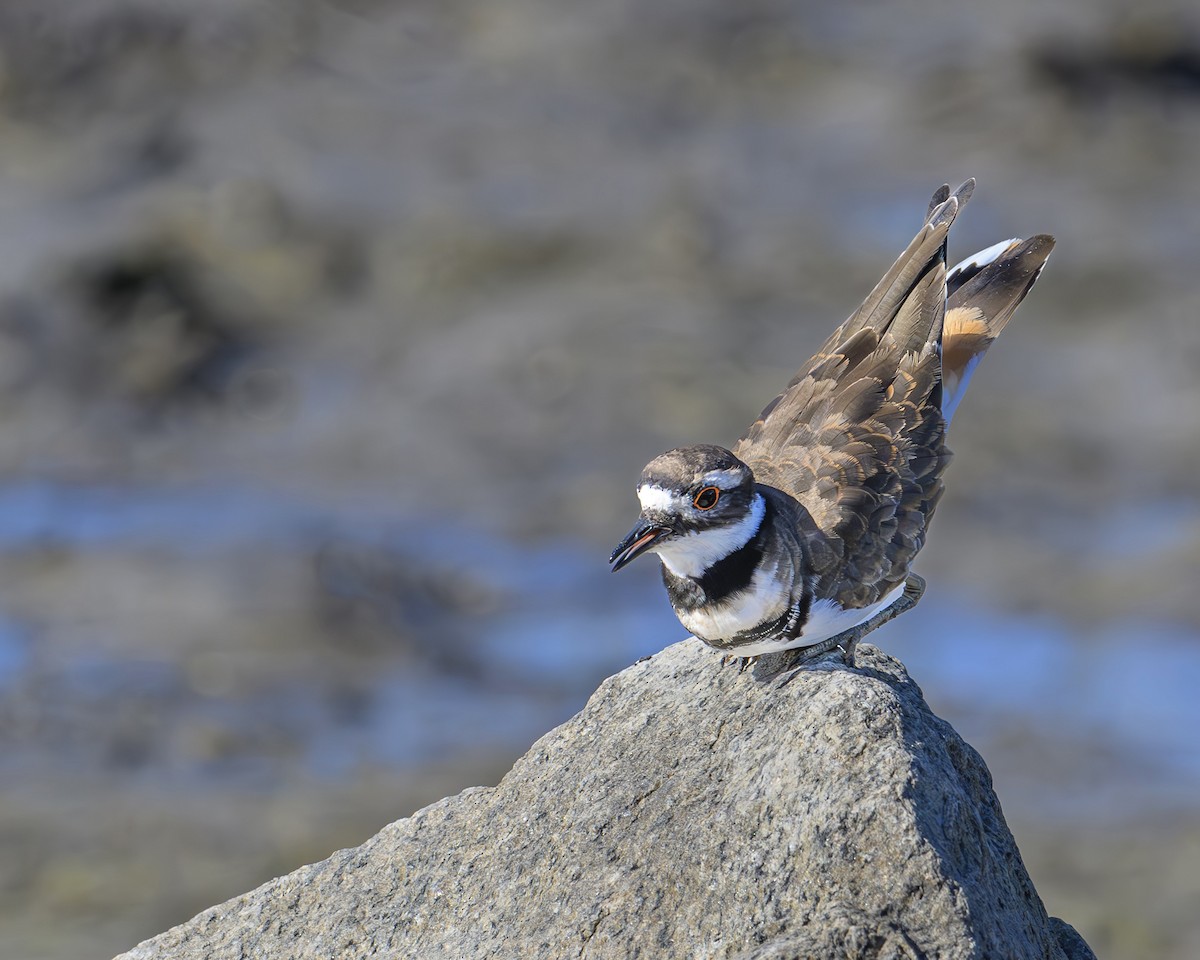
[{"xmin": 693, "ymin": 486, "xmax": 720, "ymax": 510}]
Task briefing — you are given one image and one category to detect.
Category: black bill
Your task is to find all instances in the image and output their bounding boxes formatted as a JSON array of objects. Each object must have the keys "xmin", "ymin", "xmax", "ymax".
[{"xmin": 609, "ymin": 519, "xmax": 670, "ymax": 572}]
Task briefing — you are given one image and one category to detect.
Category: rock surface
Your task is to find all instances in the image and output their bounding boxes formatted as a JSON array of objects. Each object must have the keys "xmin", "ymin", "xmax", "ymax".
[{"xmin": 115, "ymin": 642, "xmax": 1095, "ymax": 960}]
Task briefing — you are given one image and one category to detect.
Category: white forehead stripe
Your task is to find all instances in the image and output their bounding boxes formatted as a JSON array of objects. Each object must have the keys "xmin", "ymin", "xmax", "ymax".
[
  {"xmin": 637, "ymin": 485, "xmax": 686, "ymax": 513},
  {"xmin": 637, "ymin": 469, "xmax": 743, "ymax": 513}
]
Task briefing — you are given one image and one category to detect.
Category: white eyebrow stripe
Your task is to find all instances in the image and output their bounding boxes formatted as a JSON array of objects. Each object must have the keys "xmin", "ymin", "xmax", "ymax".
[
  {"xmin": 700, "ymin": 468, "xmax": 744, "ymax": 488},
  {"xmin": 637, "ymin": 485, "xmax": 686, "ymax": 513}
]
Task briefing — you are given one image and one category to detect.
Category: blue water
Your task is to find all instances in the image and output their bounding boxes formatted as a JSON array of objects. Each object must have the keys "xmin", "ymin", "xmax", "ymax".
[
  {"xmin": 0, "ymin": 479, "xmax": 1196, "ymax": 812},
  {"xmin": 895, "ymin": 603, "xmax": 1200, "ymax": 786},
  {"xmin": 0, "ymin": 618, "xmax": 31, "ymax": 687},
  {"xmin": 0, "ymin": 480, "xmax": 406, "ymax": 551}
]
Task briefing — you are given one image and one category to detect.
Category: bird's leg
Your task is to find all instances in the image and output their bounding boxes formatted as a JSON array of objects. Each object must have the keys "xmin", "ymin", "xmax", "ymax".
[
  {"xmin": 835, "ymin": 572, "xmax": 926, "ymax": 667},
  {"xmin": 773, "ymin": 573, "xmax": 926, "ymax": 685}
]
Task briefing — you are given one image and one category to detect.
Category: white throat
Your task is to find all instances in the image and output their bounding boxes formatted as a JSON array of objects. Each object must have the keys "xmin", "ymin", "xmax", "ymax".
[{"xmin": 653, "ymin": 493, "xmax": 766, "ymax": 579}]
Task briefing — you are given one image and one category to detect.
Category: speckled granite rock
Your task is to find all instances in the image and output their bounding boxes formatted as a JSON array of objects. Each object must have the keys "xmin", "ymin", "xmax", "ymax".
[{"xmin": 115, "ymin": 641, "xmax": 1094, "ymax": 960}]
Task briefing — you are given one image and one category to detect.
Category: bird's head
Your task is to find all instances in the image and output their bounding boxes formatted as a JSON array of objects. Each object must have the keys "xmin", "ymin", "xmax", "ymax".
[{"xmin": 609, "ymin": 444, "xmax": 761, "ymax": 577}]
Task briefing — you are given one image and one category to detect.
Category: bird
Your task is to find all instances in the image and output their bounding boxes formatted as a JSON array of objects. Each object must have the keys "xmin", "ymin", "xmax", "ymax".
[{"xmin": 609, "ymin": 179, "xmax": 1054, "ymax": 671}]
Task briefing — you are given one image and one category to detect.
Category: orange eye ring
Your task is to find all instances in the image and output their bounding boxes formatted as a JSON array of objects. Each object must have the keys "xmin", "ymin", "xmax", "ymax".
[{"xmin": 693, "ymin": 486, "xmax": 720, "ymax": 510}]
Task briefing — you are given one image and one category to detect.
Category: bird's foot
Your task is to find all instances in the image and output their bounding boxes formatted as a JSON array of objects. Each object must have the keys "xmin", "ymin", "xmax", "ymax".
[
  {"xmin": 721, "ymin": 654, "xmax": 759, "ymax": 672},
  {"xmin": 772, "ymin": 573, "xmax": 927, "ymax": 686}
]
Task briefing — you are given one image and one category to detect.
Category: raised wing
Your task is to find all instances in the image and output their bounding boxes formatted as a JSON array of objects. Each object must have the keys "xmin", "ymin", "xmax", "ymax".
[{"xmin": 732, "ymin": 182, "xmax": 973, "ymax": 607}]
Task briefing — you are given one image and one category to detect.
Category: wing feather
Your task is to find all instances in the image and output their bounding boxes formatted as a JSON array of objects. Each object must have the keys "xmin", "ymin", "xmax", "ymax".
[{"xmin": 733, "ymin": 183, "xmax": 971, "ymax": 608}]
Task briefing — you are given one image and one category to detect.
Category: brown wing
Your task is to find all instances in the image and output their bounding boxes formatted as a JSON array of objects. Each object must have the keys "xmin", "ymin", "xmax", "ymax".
[{"xmin": 732, "ymin": 182, "xmax": 972, "ymax": 608}]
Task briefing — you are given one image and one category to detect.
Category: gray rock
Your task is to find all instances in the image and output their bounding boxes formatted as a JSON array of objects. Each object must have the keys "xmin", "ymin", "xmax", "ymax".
[{"xmin": 115, "ymin": 641, "xmax": 1094, "ymax": 960}]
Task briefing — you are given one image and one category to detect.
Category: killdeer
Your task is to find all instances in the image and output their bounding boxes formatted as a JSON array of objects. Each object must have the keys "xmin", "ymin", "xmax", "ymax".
[{"xmin": 610, "ymin": 179, "xmax": 1053, "ymax": 668}]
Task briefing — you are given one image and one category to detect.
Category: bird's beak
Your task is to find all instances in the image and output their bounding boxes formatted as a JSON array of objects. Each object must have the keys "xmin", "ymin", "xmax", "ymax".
[{"xmin": 609, "ymin": 517, "xmax": 671, "ymax": 572}]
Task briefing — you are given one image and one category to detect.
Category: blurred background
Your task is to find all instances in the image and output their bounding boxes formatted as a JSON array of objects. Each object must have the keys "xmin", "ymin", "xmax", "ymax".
[{"xmin": 0, "ymin": 1, "xmax": 1197, "ymax": 957}]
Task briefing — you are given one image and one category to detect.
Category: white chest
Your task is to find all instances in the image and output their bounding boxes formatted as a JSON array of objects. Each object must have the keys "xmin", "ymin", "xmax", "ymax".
[
  {"xmin": 680, "ymin": 579, "xmax": 906, "ymax": 657},
  {"xmin": 674, "ymin": 557, "xmax": 792, "ymax": 644}
]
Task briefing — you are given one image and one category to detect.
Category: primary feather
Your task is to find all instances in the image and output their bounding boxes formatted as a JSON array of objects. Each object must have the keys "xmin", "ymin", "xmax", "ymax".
[{"xmin": 734, "ymin": 180, "xmax": 1054, "ymax": 611}]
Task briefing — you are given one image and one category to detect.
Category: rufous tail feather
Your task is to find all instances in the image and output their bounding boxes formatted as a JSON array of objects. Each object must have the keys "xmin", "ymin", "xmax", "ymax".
[{"xmin": 941, "ymin": 233, "xmax": 1055, "ymax": 422}]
